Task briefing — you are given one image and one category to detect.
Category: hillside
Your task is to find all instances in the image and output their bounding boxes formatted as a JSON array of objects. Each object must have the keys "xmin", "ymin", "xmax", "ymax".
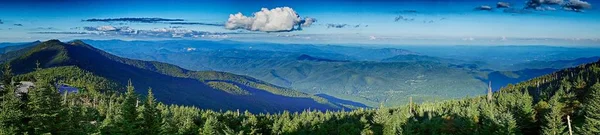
[
  {"xmin": 2, "ymin": 40, "xmax": 344, "ymax": 113},
  {"xmin": 0, "ymin": 41, "xmax": 40, "ymax": 54},
  {"xmin": 2, "ymin": 48, "xmax": 598, "ymax": 135},
  {"xmin": 101, "ymin": 48, "xmax": 486, "ymax": 106},
  {"xmin": 38, "ymin": 40, "xmax": 600, "ymax": 107},
  {"xmin": 509, "ymin": 57, "xmax": 600, "ymax": 70},
  {"xmin": 76, "ymin": 40, "xmax": 556, "ymax": 107}
]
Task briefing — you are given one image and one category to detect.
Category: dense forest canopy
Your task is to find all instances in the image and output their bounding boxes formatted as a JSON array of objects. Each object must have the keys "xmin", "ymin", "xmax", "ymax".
[{"xmin": 1, "ymin": 42, "xmax": 599, "ymax": 134}]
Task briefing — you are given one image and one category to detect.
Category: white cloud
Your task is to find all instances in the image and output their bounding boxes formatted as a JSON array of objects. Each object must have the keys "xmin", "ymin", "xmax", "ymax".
[
  {"xmin": 301, "ymin": 17, "xmax": 316, "ymax": 27},
  {"xmin": 225, "ymin": 7, "xmax": 314, "ymax": 32},
  {"xmin": 563, "ymin": 0, "xmax": 592, "ymax": 11},
  {"xmin": 369, "ymin": 36, "xmax": 377, "ymax": 40},
  {"xmin": 97, "ymin": 25, "xmax": 117, "ymax": 31},
  {"xmin": 186, "ymin": 47, "xmax": 197, "ymax": 52}
]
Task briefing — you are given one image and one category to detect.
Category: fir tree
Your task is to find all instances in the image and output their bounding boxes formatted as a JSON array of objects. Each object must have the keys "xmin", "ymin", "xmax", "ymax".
[
  {"xmin": 0, "ymin": 85, "xmax": 26, "ymax": 134},
  {"xmin": 99, "ymin": 97, "xmax": 119, "ymax": 134},
  {"xmin": 201, "ymin": 115, "xmax": 220, "ymax": 135},
  {"xmin": 542, "ymin": 90, "xmax": 566, "ymax": 135},
  {"xmin": 27, "ymin": 75, "xmax": 63, "ymax": 134},
  {"xmin": 141, "ymin": 88, "xmax": 161, "ymax": 135},
  {"xmin": 1, "ymin": 64, "xmax": 13, "ymax": 97},
  {"xmin": 158, "ymin": 103, "xmax": 177, "ymax": 134},
  {"xmin": 579, "ymin": 82, "xmax": 600, "ymax": 134},
  {"xmin": 120, "ymin": 80, "xmax": 139, "ymax": 134}
]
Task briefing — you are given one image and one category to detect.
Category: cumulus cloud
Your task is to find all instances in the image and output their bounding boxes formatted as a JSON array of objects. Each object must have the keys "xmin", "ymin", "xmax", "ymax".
[{"xmin": 225, "ymin": 7, "xmax": 314, "ymax": 32}]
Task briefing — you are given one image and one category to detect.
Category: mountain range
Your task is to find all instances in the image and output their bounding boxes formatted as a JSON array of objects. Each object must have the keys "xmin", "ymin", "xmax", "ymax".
[
  {"xmin": 2, "ymin": 39, "xmax": 600, "ymax": 108},
  {"xmin": 75, "ymin": 40, "xmax": 600, "ymax": 107},
  {"xmin": 0, "ymin": 40, "xmax": 348, "ymax": 113}
]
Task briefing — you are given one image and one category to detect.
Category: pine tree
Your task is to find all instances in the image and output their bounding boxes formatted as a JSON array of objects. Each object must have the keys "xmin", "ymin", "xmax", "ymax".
[
  {"xmin": 27, "ymin": 75, "xmax": 63, "ymax": 134},
  {"xmin": 158, "ymin": 103, "xmax": 177, "ymax": 134},
  {"xmin": 120, "ymin": 80, "xmax": 139, "ymax": 134},
  {"xmin": 0, "ymin": 85, "xmax": 26, "ymax": 134},
  {"xmin": 515, "ymin": 91, "xmax": 537, "ymax": 134},
  {"xmin": 495, "ymin": 112, "xmax": 518, "ymax": 135},
  {"xmin": 99, "ymin": 97, "xmax": 119, "ymax": 134},
  {"xmin": 201, "ymin": 115, "xmax": 220, "ymax": 135},
  {"xmin": 1, "ymin": 64, "xmax": 13, "ymax": 97},
  {"xmin": 579, "ymin": 82, "xmax": 600, "ymax": 134},
  {"xmin": 98, "ymin": 94, "xmax": 125, "ymax": 135},
  {"xmin": 542, "ymin": 90, "xmax": 566, "ymax": 135},
  {"xmin": 360, "ymin": 115, "xmax": 374, "ymax": 135},
  {"xmin": 141, "ymin": 88, "xmax": 161, "ymax": 135}
]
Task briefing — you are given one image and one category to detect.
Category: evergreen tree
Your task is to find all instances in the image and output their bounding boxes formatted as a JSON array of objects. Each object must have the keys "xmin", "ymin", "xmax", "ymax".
[
  {"xmin": 158, "ymin": 103, "xmax": 177, "ymax": 134},
  {"xmin": 99, "ymin": 96, "xmax": 120, "ymax": 134},
  {"xmin": 120, "ymin": 80, "xmax": 139, "ymax": 134},
  {"xmin": 360, "ymin": 115, "xmax": 374, "ymax": 135},
  {"xmin": 201, "ymin": 115, "xmax": 220, "ymax": 135},
  {"xmin": 579, "ymin": 82, "xmax": 600, "ymax": 134},
  {"xmin": 240, "ymin": 111, "xmax": 259, "ymax": 135},
  {"xmin": 542, "ymin": 90, "xmax": 566, "ymax": 135},
  {"xmin": 0, "ymin": 85, "xmax": 26, "ymax": 134},
  {"xmin": 27, "ymin": 75, "xmax": 63, "ymax": 134},
  {"xmin": 141, "ymin": 88, "xmax": 161, "ymax": 135},
  {"xmin": 1, "ymin": 64, "xmax": 13, "ymax": 97},
  {"xmin": 61, "ymin": 102, "xmax": 87, "ymax": 134},
  {"xmin": 495, "ymin": 112, "xmax": 519, "ymax": 135},
  {"xmin": 515, "ymin": 91, "xmax": 537, "ymax": 134}
]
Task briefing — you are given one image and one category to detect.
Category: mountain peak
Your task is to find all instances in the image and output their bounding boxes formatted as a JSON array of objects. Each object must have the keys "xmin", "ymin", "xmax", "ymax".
[
  {"xmin": 42, "ymin": 39, "xmax": 63, "ymax": 44},
  {"xmin": 68, "ymin": 40, "xmax": 87, "ymax": 46}
]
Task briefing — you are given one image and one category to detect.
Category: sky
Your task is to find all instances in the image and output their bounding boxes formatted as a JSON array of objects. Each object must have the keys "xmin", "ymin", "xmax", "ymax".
[{"xmin": 0, "ymin": 0, "xmax": 599, "ymax": 46}]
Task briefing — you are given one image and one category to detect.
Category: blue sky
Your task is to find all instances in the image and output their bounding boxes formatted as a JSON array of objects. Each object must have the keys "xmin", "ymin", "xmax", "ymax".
[{"xmin": 0, "ymin": 0, "xmax": 599, "ymax": 46}]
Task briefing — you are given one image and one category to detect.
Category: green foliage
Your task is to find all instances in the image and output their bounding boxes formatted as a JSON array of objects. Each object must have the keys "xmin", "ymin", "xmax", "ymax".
[
  {"xmin": 27, "ymin": 72, "xmax": 63, "ymax": 134},
  {"xmin": 200, "ymin": 115, "xmax": 220, "ymax": 135},
  {"xmin": 542, "ymin": 90, "xmax": 566, "ymax": 135},
  {"xmin": 141, "ymin": 88, "xmax": 161, "ymax": 135},
  {"xmin": 206, "ymin": 81, "xmax": 250, "ymax": 95},
  {"xmin": 1, "ymin": 40, "xmax": 600, "ymax": 134},
  {"xmin": 579, "ymin": 82, "xmax": 600, "ymax": 134},
  {"xmin": 120, "ymin": 80, "xmax": 139, "ymax": 134},
  {"xmin": 15, "ymin": 66, "xmax": 119, "ymax": 93},
  {"xmin": 0, "ymin": 85, "xmax": 26, "ymax": 134},
  {"xmin": 4, "ymin": 40, "xmax": 343, "ymax": 112}
]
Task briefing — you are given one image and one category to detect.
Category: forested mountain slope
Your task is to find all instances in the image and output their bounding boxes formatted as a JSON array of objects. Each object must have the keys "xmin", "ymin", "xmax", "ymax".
[
  {"xmin": 83, "ymin": 41, "xmax": 487, "ymax": 106},
  {"xmin": 1, "ymin": 40, "xmax": 343, "ymax": 113},
  {"xmin": 2, "ymin": 48, "xmax": 599, "ymax": 134}
]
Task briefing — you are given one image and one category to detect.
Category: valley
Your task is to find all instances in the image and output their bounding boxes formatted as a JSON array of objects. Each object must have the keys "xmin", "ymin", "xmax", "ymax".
[{"xmin": 78, "ymin": 40, "xmax": 600, "ymax": 107}]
